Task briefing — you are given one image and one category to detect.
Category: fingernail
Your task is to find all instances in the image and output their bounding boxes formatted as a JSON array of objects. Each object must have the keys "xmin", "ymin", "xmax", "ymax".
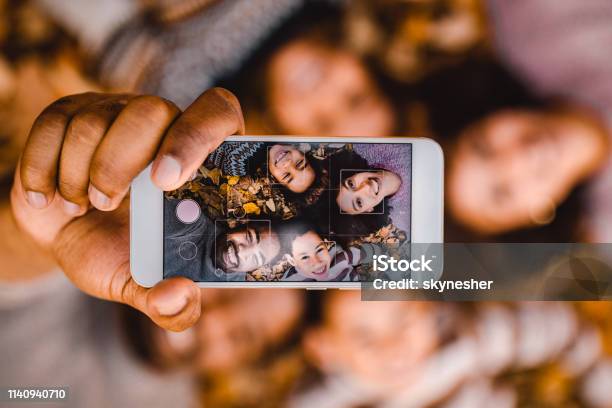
[
  {"xmin": 61, "ymin": 197, "xmax": 82, "ymax": 215},
  {"xmin": 153, "ymin": 155, "xmax": 182, "ymax": 189},
  {"xmin": 155, "ymin": 293, "xmax": 188, "ymax": 316},
  {"xmin": 88, "ymin": 185, "xmax": 111, "ymax": 209},
  {"xmin": 26, "ymin": 191, "xmax": 48, "ymax": 209}
]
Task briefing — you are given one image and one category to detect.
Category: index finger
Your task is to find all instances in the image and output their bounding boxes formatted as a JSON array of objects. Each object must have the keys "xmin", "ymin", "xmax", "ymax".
[
  {"xmin": 150, "ymin": 87, "xmax": 245, "ymax": 191},
  {"xmin": 20, "ymin": 93, "xmax": 107, "ymax": 208}
]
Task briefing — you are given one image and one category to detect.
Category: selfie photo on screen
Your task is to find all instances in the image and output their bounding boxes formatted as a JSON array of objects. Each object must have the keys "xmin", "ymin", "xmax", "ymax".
[{"xmin": 163, "ymin": 142, "xmax": 412, "ymax": 282}]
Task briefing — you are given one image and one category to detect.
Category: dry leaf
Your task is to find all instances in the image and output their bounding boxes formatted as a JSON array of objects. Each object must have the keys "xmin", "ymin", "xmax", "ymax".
[{"xmin": 243, "ymin": 202, "xmax": 260, "ymax": 215}]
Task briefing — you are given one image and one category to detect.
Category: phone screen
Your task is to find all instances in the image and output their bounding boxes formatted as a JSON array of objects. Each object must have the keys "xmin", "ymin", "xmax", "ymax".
[{"xmin": 163, "ymin": 141, "xmax": 411, "ymax": 282}]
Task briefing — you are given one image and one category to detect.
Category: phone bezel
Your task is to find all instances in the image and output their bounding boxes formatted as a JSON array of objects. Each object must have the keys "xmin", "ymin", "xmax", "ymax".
[{"xmin": 130, "ymin": 136, "xmax": 444, "ymax": 288}]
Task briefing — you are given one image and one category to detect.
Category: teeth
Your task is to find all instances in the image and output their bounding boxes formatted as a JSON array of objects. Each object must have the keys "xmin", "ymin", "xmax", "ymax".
[
  {"xmin": 227, "ymin": 245, "xmax": 236, "ymax": 266},
  {"xmin": 275, "ymin": 150, "xmax": 288, "ymax": 165}
]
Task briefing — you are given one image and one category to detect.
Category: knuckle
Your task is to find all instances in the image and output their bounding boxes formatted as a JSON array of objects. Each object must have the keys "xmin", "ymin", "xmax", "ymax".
[
  {"xmin": 66, "ymin": 111, "xmax": 108, "ymax": 144},
  {"xmin": 208, "ymin": 88, "xmax": 242, "ymax": 116},
  {"xmin": 208, "ymin": 87, "xmax": 240, "ymax": 109},
  {"xmin": 31, "ymin": 109, "xmax": 69, "ymax": 136},
  {"xmin": 205, "ymin": 87, "xmax": 244, "ymax": 132},
  {"xmin": 170, "ymin": 117, "xmax": 214, "ymax": 148},
  {"xmin": 43, "ymin": 95, "xmax": 75, "ymax": 113},
  {"xmin": 128, "ymin": 95, "xmax": 179, "ymax": 125},
  {"xmin": 41, "ymin": 93, "xmax": 93, "ymax": 114}
]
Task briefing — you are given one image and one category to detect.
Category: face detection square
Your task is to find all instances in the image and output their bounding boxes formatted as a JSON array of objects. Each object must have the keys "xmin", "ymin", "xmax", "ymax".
[{"xmin": 337, "ymin": 169, "xmax": 386, "ymax": 215}]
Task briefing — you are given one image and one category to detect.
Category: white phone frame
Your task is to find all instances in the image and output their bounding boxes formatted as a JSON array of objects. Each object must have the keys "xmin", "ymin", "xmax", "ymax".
[{"xmin": 130, "ymin": 136, "xmax": 444, "ymax": 288}]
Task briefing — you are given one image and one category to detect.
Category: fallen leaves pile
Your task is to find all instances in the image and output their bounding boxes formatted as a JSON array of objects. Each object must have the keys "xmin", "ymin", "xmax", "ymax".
[{"xmin": 166, "ymin": 166, "xmax": 298, "ymax": 227}]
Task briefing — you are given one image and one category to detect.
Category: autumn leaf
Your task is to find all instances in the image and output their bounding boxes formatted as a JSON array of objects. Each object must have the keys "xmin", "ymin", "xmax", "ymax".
[
  {"xmin": 243, "ymin": 202, "xmax": 261, "ymax": 215},
  {"xmin": 227, "ymin": 176, "xmax": 240, "ymax": 186}
]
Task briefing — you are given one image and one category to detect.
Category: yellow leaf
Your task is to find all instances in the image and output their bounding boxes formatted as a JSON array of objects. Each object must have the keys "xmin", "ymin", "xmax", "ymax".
[
  {"xmin": 243, "ymin": 202, "xmax": 261, "ymax": 215},
  {"xmin": 227, "ymin": 176, "xmax": 240, "ymax": 186}
]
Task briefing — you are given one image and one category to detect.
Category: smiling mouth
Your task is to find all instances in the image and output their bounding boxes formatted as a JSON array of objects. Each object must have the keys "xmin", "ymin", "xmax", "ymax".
[
  {"xmin": 274, "ymin": 150, "xmax": 290, "ymax": 166},
  {"xmin": 224, "ymin": 242, "xmax": 238, "ymax": 269},
  {"xmin": 312, "ymin": 265, "xmax": 328, "ymax": 275}
]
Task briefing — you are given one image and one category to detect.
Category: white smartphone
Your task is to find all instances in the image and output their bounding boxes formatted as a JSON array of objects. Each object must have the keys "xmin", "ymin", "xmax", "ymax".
[{"xmin": 131, "ymin": 136, "xmax": 443, "ymax": 288}]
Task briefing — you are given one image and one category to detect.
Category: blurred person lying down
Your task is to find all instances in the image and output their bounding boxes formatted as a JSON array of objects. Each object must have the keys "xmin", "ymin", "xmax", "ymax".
[
  {"xmin": 266, "ymin": 37, "xmax": 395, "ymax": 137},
  {"xmin": 215, "ymin": 3, "xmax": 397, "ymax": 137},
  {"xmin": 488, "ymin": 0, "xmax": 612, "ymax": 242},
  {"xmin": 142, "ymin": 289, "xmax": 304, "ymax": 374},
  {"xmin": 291, "ymin": 291, "xmax": 612, "ymax": 408},
  {"xmin": 415, "ymin": 58, "xmax": 610, "ymax": 241},
  {"xmin": 122, "ymin": 288, "xmax": 306, "ymax": 408},
  {"xmin": 447, "ymin": 106, "xmax": 609, "ymax": 236}
]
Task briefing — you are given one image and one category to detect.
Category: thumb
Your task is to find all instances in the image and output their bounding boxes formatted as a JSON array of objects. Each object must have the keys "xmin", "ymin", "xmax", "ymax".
[
  {"xmin": 65, "ymin": 246, "xmax": 202, "ymax": 332},
  {"xmin": 142, "ymin": 277, "xmax": 202, "ymax": 331},
  {"xmin": 53, "ymin": 201, "xmax": 201, "ymax": 331}
]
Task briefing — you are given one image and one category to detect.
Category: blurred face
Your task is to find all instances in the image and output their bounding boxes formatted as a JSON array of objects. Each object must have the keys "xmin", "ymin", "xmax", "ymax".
[
  {"xmin": 157, "ymin": 289, "xmax": 304, "ymax": 374},
  {"xmin": 289, "ymin": 230, "xmax": 332, "ymax": 280},
  {"xmin": 268, "ymin": 39, "xmax": 394, "ymax": 136},
  {"xmin": 448, "ymin": 109, "xmax": 608, "ymax": 234},
  {"xmin": 336, "ymin": 170, "xmax": 401, "ymax": 214},
  {"xmin": 218, "ymin": 226, "xmax": 280, "ymax": 273},
  {"xmin": 268, "ymin": 144, "xmax": 315, "ymax": 192},
  {"xmin": 305, "ymin": 292, "xmax": 438, "ymax": 392}
]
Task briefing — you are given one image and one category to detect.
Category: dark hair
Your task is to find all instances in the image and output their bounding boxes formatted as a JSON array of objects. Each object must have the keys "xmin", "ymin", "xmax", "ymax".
[
  {"xmin": 313, "ymin": 191, "xmax": 391, "ymax": 248},
  {"xmin": 275, "ymin": 217, "xmax": 322, "ymax": 255},
  {"xmin": 414, "ymin": 56, "xmax": 546, "ymax": 141},
  {"xmin": 307, "ymin": 149, "xmax": 392, "ymax": 247},
  {"xmin": 282, "ymin": 153, "xmax": 329, "ymax": 207},
  {"xmin": 327, "ymin": 148, "xmax": 394, "ymax": 215}
]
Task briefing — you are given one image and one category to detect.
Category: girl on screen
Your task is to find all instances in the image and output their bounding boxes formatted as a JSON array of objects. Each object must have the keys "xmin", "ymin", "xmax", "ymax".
[{"xmin": 311, "ymin": 147, "xmax": 411, "ymax": 247}]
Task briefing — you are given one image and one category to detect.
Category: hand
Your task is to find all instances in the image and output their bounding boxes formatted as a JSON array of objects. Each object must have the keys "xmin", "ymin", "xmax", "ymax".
[{"xmin": 11, "ymin": 88, "xmax": 244, "ymax": 331}]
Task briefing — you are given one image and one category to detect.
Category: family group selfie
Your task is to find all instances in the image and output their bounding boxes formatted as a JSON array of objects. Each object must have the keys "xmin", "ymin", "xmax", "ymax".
[
  {"xmin": 163, "ymin": 141, "xmax": 411, "ymax": 282},
  {"xmin": 1, "ymin": 0, "xmax": 612, "ymax": 407}
]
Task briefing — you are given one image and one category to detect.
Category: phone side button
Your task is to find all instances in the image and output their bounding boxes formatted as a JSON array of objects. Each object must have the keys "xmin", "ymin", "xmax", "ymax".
[{"xmin": 306, "ymin": 287, "xmax": 327, "ymax": 291}]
